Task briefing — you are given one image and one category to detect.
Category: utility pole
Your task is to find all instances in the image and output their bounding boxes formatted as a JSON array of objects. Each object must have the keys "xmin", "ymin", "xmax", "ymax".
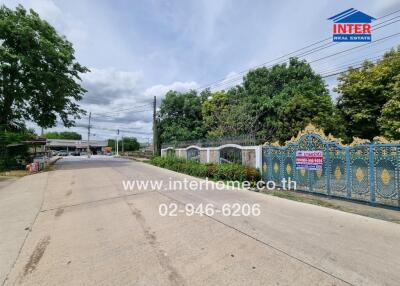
[
  {"xmin": 116, "ymin": 129, "xmax": 119, "ymax": 156},
  {"xmin": 153, "ymin": 96, "xmax": 157, "ymax": 155},
  {"xmin": 87, "ymin": 112, "xmax": 91, "ymax": 158},
  {"xmin": 121, "ymin": 132, "xmax": 124, "ymax": 153}
]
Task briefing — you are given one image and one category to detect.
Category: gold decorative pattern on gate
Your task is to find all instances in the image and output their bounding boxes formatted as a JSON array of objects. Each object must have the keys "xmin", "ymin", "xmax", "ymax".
[
  {"xmin": 381, "ymin": 169, "xmax": 391, "ymax": 185},
  {"xmin": 286, "ymin": 164, "xmax": 292, "ymax": 174},
  {"xmin": 273, "ymin": 163, "xmax": 279, "ymax": 173},
  {"xmin": 334, "ymin": 166, "xmax": 342, "ymax": 179},
  {"xmin": 355, "ymin": 168, "xmax": 365, "ymax": 182}
]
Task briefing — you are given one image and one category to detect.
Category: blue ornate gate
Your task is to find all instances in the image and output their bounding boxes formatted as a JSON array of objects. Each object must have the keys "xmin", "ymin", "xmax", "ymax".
[{"xmin": 262, "ymin": 129, "xmax": 400, "ymax": 208}]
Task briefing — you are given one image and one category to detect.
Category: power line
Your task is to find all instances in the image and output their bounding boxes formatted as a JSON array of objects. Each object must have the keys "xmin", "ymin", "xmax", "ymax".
[
  {"xmin": 317, "ymin": 52, "xmax": 400, "ymax": 75},
  {"xmin": 320, "ymin": 53, "xmax": 400, "ymax": 78},
  {"xmin": 91, "ymin": 108, "xmax": 153, "ymax": 119},
  {"xmin": 196, "ymin": 9, "xmax": 400, "ymax": 92},
  {"xmin": 91, "ymin": 126, "xmax": 152, "ymax": 135},
  {"xmin": 309, "ymin": 32, "xmax": 400, "ymax": 64},
  {"xmin": 211, "ymin": 30, "xmax": 400, "ymax": 91},
  {"xmin": 91, "ymin": 103, "xmax": 152, "ymax": 116}
]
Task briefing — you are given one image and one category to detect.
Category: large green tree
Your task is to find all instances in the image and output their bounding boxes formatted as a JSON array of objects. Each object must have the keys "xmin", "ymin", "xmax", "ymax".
[
  {"xmin": 335, "ymin": 48, "xmax": 400, "ymax": 140},
  {"xmin": 202, "ymin": 87, "xmax": 266, "ymax": 137},
  {"xmin": 378, "ymin": 75, "xmax": 400, "ymax": 140},
  {"xmin": 107, "ymin": 137, "xmax": 140, "ymax": 152},
  {"xmin": 202, "ymin": 58, "xmax": 343, "ymax": 143},
  {"xmin": 44, "ymin": 131, "xmax": 82, "ymax": 140},
  {"xmin": 158, "ymin": 90, "xmax": 205, "ymax": 142},
  {"xmin": 0, "ymin": 5, "xmax": 89, "ymax": 130}
]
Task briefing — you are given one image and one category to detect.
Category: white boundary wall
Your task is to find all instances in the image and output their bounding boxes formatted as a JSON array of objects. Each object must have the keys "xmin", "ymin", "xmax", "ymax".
[{"xmin": 161, "ymin": 144, "xmax": 261, "ymax": 170}]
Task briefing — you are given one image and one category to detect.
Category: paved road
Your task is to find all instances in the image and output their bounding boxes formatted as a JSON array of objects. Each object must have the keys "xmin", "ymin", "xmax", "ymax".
[{"xmin": 1, "ymin": 156, "xmax": 400, "ymax": 286}]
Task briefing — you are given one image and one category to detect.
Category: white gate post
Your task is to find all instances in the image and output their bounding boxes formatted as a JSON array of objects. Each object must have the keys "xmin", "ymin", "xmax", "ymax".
[{"xmin": 256, "ymin": 145, "xmax": 262, "ymax": 171}]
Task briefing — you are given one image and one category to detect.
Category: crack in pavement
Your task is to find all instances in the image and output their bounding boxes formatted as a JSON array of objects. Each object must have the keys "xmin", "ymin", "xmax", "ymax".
[
  {"xmin": 21, "ymin": 235, "xmax": 51, "ymax": 279},
  {"xmin": 110, "ymin": 164, "xmax": 354, "ymax": 285},
  {"xmin": 1, "ymin": 173, "xmax": 49, "ymax": 286},
  {"xmin": 40, "ymin": 190, "xmax": 156, "ymax": 213},
  {"xmin": 124, "ymin": 201, "xmax": 186, "ymax": 286},
  {"xmin": 155, "ymin": 190, "xmax": 355, "ymax": 286}
]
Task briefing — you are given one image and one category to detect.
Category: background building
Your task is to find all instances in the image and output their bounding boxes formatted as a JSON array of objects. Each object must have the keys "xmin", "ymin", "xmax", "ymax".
[{"xmin": 46, "ymin": 139, "xmax": 108, "ymax": 155}]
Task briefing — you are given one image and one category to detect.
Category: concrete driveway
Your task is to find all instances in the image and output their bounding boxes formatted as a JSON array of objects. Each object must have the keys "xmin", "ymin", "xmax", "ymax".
[{"xmin": 1, "ymin": 156, "xmax": 399, "ymax": 285}]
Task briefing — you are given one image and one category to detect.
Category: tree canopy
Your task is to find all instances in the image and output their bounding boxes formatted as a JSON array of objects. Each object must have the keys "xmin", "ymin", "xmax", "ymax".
[
  {"xmin": 158, "ymin": 90, "xmax": 205, "ymax": 142},
  {"xmin": 241, "ymin": 58, "xmax": 344, "ymax": 142},
  {"xmin": 335, "ymin": 48, "xmax": 400, "ymax": 140},
  {"xmin": 0, "ymin": 5, "xmax": 89, "ymax": 130},
  {"xmin": 108, "ymin": 137, "xmax": 140, "ymax": 152},
  {"xmin": 43, "ymin": 131, "xmax": 82, "ymax": 140},
  {"xmin": 182, "ymin": 58, "xmax": 343, "ymax": 143},
  {"xmin": 156, "ymin": 51, "xmax": 399, "ymax": 146}
]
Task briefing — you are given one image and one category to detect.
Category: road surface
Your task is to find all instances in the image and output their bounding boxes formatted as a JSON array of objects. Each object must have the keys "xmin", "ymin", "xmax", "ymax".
[{"xmin": 1, "ymin": 156, "xmax": 399, "ymax": 286}]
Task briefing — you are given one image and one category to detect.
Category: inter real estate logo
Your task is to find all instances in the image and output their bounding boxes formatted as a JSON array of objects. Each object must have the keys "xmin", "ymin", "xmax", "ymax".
[{"xmin": 328, "ymin": 8, "xmax": 375, "ymax": 42}]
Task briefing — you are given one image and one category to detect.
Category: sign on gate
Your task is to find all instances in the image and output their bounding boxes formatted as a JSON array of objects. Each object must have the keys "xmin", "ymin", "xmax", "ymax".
[{"xmin": 296, "ymin": 150, "xmax": 323, "ymax": 170}]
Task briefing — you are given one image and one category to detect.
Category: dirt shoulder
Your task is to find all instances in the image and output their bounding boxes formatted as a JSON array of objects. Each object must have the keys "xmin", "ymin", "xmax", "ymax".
[{"xmin": 260, "ymin": 188, "xmax": 400, "ymax": 224}]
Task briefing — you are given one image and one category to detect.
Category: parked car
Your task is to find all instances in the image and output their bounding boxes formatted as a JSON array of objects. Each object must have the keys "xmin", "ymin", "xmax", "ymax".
[{"xmin": 58, "ymin": 151, "xmax": 68, "ymax": 156}]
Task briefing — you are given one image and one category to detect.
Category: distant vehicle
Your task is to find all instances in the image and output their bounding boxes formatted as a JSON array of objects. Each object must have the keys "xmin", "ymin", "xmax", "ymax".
[
  {"xmin": 33, "ymin": 156, "xmax": 46, "ymax": 162},
  {"xmin": 80, "ymin": 151, "xmax": 87, "ymax": 156},
  {"xmin": 58, "ymin": 151, "xmax": 68, "ymax": 156}
]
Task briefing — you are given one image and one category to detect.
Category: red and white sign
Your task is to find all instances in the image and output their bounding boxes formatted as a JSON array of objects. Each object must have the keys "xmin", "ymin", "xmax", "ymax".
[{"xmin": 296, "ymin": 151, "xmax": 323, "ymax": 170}]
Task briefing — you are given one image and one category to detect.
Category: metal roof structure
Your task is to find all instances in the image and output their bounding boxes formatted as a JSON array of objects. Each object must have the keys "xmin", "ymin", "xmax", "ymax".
[{"xmin": 46, "ymin": 139, "xmax": 108, "ymax": 148}]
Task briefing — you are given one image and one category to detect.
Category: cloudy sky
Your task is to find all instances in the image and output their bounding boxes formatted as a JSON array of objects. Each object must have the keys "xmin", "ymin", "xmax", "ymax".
[{"xmin": 2, "ymin": 0, "xmax": 400, "ymax": 141}]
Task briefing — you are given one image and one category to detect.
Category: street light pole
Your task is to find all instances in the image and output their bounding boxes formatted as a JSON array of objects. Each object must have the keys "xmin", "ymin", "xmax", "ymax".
[
  {"xmin": 121, "ymin": 132, "xmax": 124, "ymax": 153},
  {"xmin": 116, "ymin": 129, "xmax": 119, "ymax": 156}
]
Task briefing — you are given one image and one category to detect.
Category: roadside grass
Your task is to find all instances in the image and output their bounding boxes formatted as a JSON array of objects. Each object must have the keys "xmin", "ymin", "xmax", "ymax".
[
  {"xmin": 0, "ymin": 157, "xmax": 60, "ymax": 177},
  {"xmin": 260, "ymin": 188, "xmax": 400, "ymax": 224},
  {"xmin": 0, "ymin": 170, "xmax": 30, "ymax": 177},
  {"xmin": 43, "ymin": 164, "xmax": 56, "ymax": 172},
  {"xmin": 122, "ymin": 156, "xmax": 150, "ymax": 163},
  {"xmin": 261, "ymin": 188, "xmax": 344, "ymax": 210},
  {"xmin": 0, "ymin": 165, "xmax": 56, "ymax": 177}
]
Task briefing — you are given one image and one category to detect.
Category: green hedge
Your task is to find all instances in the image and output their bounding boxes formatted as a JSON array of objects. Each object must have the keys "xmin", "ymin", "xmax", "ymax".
[{"xmin": 150, "ymin": 156, "xmax": 260, "ymax": 182}]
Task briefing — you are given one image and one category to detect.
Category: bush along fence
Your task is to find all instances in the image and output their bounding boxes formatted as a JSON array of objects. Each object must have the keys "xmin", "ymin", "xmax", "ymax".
[
  {"xmin": 161, "ymin": 124, "xmax": 400, "ymax": 208},
  {"xmin": 151, "ymin": 156, "xmax": 260, "ymax": 183}
]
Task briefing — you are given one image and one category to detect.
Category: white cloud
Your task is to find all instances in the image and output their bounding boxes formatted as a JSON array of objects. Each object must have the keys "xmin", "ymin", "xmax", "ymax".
[
  {"xmin": 210, "ymin": 71, "xmax": 241, "ymax": 92},
  {"xmin": 6, "ymin": 0, "xmax": 398, "ymax": 141},
  {"xmin": 81, "ymin": 68, "xmax": 144, "ymax": 105},
  {"xmin": 3, "ymin": 0, "xmax": 88, "ymax": 48},
  {"xmin": 73, "ymin": 68, "xmax": 199, "ymax": 139},
  {"xmin": 143, "ymin": 81, "xmax": 199, "ymax": 99}
]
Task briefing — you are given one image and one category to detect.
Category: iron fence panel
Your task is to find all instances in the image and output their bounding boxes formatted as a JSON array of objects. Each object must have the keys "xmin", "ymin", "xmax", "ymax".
[{"xmin": 262, "ymin": 133, "xmax": 400, "ymax": 208}]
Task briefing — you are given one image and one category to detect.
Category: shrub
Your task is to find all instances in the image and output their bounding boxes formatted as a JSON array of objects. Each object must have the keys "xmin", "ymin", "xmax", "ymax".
[{"xmin": 150, "ymin": 156, "xmax": 260, "ymax": 183}]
